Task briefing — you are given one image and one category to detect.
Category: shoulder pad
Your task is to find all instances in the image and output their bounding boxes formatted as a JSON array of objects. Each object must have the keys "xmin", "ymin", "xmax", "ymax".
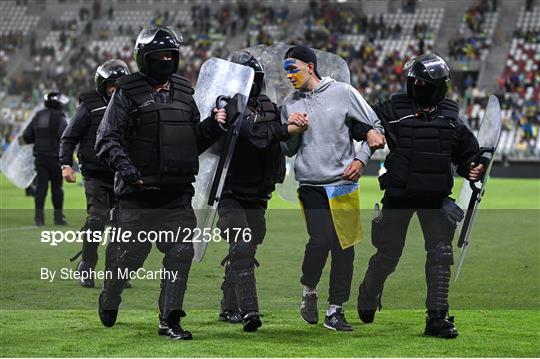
[
  {"xmin": 256, "ymin": 95, "xmax": 277, "ymax": 112},
  {"xmin": 438, "ymin": 98, "xmax": 459, "ymax": 120},
  {"xmin": 116, "ymin": 72, "xmax": 146, "ymax": 89},
  {"xmin": 389, "ymin": 93, "xmax": 414, "ymax": 108},
  {"xmin": 78, "ymin": 89, "xmax": 105, "ymax": 108},
  {"xmin": 171, "ymin": 74, "xmax": 194, "ymax": 95}
]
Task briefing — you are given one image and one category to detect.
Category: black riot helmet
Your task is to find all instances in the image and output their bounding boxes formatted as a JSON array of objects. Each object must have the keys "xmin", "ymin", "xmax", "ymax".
[
  {"xmin": 43, "ymin": 92, "xmax": 69, "ymax": 110},
  {"xmin": 133, "ymin": 25, "xmax": 182, "ymax": 83},
  {"xmin": 229, "ymin": 50, "xmax": 265, "ymax": 98},
  {"xmin": 95, "ymin": 59, "xmax": 130, "ymax": 97},
  {"xmin": 404, "ymin": 53, "xmax": 451, "ymax": 107}
]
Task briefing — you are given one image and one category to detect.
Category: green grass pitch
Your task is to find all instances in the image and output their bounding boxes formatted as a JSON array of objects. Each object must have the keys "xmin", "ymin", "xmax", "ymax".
[{"xmin": 1, "ymin": 174, "xmax": 539, "ymax": 357}]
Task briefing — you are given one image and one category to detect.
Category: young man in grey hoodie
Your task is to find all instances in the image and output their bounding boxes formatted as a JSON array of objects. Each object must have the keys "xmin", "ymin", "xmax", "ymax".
[{"xmin": 280, "ymin": 46, "xmax": 386, "ymax": 331}]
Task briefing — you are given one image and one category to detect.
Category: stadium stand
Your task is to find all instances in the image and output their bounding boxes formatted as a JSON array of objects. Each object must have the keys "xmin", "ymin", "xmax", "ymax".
[
  {"xmin": 0, "ymin": 0, "xmax": 538, "ymax": 161},
  {"xmin": 448, "ymin": 1, "xmax": 499, "ymax": 62}
]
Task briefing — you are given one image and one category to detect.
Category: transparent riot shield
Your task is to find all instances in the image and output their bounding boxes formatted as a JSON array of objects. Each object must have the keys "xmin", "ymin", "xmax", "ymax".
[
  {"xmin": 241, "ymin": 45, "xmax": 352, "ymax": 202},
  {"xmin": 192, "ymin": 58, "xmax": 254, "ymax": 262},
  {"xmin": 454, "ymin": 95, "xmax": 502, "ymax": 281},
  {"xmin": 0, "ymin": 106, "xmax": 44, "ymax": 189}
]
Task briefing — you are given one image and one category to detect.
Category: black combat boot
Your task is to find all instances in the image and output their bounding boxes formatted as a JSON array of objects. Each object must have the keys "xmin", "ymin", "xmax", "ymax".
[
  {"xmin": 165, "ymin": 310, "xmax": 192, "ymax": 340},
  {"xmin": 98, "ymin": 291, "xmax": 121, "ymax": 327},
  {"xmin": 242, "ymin": 311, "xmax": 262, "ymax": 332},
  {"xmin": 233, "ymin": 268, "xmax": 262, "ymax": 332},
  {"xmin": 424, "ymin": 310, "xmax": 458, "ymax": 338},
  {"xmin": 219, "ymin": 262, "xmax": 242, "ymax": 323},
  {"xmin": 357, "ymin": 253, "xmax": 398, "ymax": 323}
]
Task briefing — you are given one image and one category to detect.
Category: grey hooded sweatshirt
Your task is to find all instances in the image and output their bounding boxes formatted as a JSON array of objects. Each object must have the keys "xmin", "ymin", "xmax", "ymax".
[{"xmin": 281, "ymin": 77, "xmax": 383, "ymax": 186}]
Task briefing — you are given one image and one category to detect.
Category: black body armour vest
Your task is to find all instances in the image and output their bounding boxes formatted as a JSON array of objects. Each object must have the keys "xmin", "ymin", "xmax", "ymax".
[
  {"xmin": 78, "ymin": 90, "xmax": 109, "ymax": 173},
  {"xmin": 33, "ymin": 109, "xmax": 62, "ymax": 157},
  {"xmin": 381, "ymin": 94, "xmax": 459, "ymax": 198},
  {"xmin": 117, "ymin": 73, "xmax": 198, "ymax": 185},
  {"xmin": 227, "ymin": 95, "xmax": 285, "ymax": 197}
]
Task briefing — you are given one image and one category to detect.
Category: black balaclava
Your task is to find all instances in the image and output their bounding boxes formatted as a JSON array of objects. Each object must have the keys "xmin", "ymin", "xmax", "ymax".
[{"xmin": 146, "ymin": 52, "xmax": 176, "ymax": 85}]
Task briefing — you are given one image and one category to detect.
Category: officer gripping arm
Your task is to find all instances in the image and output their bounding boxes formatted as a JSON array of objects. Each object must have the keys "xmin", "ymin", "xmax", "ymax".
[
  {"xmin": 452, "ymin": 120, "xmax": 483, "ymax": 181},
  {"xmin": 238, "ymin": 107, "xmax": 289, "ymax": 150},
  {"xmin": 59, "ymin": 103, "xmax": 91, "ymax": 182}
]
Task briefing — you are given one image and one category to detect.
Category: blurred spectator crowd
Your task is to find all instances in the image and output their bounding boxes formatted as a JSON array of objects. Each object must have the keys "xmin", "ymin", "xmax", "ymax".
[
  {"xmin": 448, "ymin": 0, "xmax": 498, "ymax": 62},
  {"xmin": 1, "ymin": 0, "xmax": 538, "ymax": 158}
]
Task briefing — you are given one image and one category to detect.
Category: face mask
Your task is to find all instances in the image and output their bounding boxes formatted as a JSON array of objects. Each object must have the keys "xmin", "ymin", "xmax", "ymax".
[
  {"xmin": 249, "ymin": 73, "xmax": 264, "ymax": 98},
  {"xmin": 146, "ymin": 58, "xmax": 175, "ymax": 84},
  {"xmin": 408, "ymin": 77, "xmax": 437, "ymax": 107}
]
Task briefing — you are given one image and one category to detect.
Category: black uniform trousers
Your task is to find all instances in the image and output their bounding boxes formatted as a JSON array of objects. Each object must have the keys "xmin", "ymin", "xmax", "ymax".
[
  {"xmin": 101, "ymin": 188, "xmax": 196, "ymax": 322},
  {"xmin": 362, "ymin": 194, "xmax": 455, "ymax": 312},
  {"xmin": 80, "ymin": 176, "xmax": 117, "ymax": 268},
  {"xmin": 298, "ymin": 185, "xmax": 355, "ymax": 306},
  {"xmin": 217, "ymin": 192, "xmax": 267, "ymax": 314},
  {"xmin": 34, "ymin": 156, "xmax": 63, "ymax": 213}
]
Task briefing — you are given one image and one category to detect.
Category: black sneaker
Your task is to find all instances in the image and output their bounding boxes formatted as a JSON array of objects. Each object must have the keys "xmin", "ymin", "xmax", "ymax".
[
  {"xmin": 323, "ymin": 308, "xmax": 353, "ymax": 331},
  {"xmin": 219, "ymin": 310, "xmax": 242, "ymax": 324},
  {"xmin": 76, "ymin": 261, "xmax": 95, "ymax": 288},
  {"xmin": 242, "ymin": 311, "xmax": 262, "ymax": 332},
  {"xmin": 98, "ymin": 292, "xmax": 119, "ymax": 327},
  {"xmin": 300, "ymin": 293, "xmax": 318, "ymax": 324},
  {"xmin": 424, "ymin": 312, "xmax": 458, "ymax": 339},
  {"xmin": 35, "ymin": 218, "xmax": 44, "ymax": 227}
]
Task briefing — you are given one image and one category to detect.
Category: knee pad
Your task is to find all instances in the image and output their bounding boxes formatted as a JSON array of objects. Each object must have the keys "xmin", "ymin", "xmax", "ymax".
[
  {"xmin": 118, "ymin": 243, "xmax": 151, "ymax": 270},
  {"xmin": 370, "ymin": 252, "xmax": 400, "ymax": 274},
  {"xmin": 86, "ymin": 215, "xmax": 108, "ymax": 232},
  {"xmin": 250, "ymin": 227, "xmax": 266, "ymax": 246},
  {"xmin": 163, "ymin": 243, "xmax": 194, "ymax": 271},
  {"xmin": 427, "ymin": 243, "xmax": 454, "ymax": 266},
  {"xmin": 229, "ymin": 242, "xmax": 256, "ymax": 270}
]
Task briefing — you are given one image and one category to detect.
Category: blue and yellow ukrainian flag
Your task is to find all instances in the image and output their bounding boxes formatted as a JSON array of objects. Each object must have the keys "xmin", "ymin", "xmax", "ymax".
[{"xmin": 324, "ymin": 183, "xmax": 362, "ymax": 249}]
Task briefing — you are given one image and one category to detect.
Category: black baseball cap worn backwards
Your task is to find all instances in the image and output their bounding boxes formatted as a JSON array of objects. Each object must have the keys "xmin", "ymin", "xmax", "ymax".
[{"xmin": 285, "ymin": 45, "xmax": 322, "ymax": 79}]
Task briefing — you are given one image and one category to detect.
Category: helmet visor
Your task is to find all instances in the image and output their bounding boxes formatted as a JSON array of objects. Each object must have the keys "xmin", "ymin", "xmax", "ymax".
[
  {"xmin": 136, "ymin": 25, "xmax": 183, "ymax": 45},
  {"xmin": 45, "ymin": 93, "xmax": 70, "ymax": 105},
  {"xmin": 228, "ymin": 50, "xmax": 253, "ymax": 64},
  {"xmin": 404, "ymin": 54, "xmax": 449, "ymax": 80},
  {"xmin": 96, "ymin": 59, "xmax": 129, "ymax": 79}
]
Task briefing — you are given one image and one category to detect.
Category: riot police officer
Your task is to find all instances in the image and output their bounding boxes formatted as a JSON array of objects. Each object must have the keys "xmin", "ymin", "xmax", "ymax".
[
  {"xmin": 355, "ymin": 54, "xmax": 484, "ymax": 338},
  {"xmin": 59, "ymin": 59, "xmax": 130, "ymax": 288},
  {"xmin": 95, "ymin": 25, "xmax": 227, "ymax": 340},
  {"xmin": 22, "ymin": 92, "xmax": 69, "ymax": 226},
  {"xmin": 217, "ymin": 51, "xmax": 303, "ymax": 331}
]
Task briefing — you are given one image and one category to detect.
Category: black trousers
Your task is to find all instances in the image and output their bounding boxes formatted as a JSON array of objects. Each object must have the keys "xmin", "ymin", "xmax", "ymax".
[
  {"xmin": 80, "ymin": 176, "xmax": 117, "ymax": 267},
  {"xmin": 34, "ymin": 156, "xmax": 63, "ymax": 212},
  {"xmin": 298, "ymin": 185, "xmax": 355, "ymax": 306},
  {"xmin": 101, "ymin": 189, "xmax": 196, "ymax": 321},
  {"xmin": 217, "ymin": 193, "xmax": 267, "ymax": 314},
  {"xmin": 362, "ymin": 195, "xmax": 455, "ymax": 312}
]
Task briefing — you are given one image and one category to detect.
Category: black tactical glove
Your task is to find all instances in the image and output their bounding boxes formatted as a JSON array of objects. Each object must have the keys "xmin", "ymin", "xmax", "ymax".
[
  {"xmin": 117, "ymin": 162, "xmax": 142, "ymax": 185},
  {"xmin": 223, "ymin": 93, "xmax": 242, "ymax": 127},
  {"xmin": 441, "ymin": 197, "xmax": 464, "ymax": 226}
]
